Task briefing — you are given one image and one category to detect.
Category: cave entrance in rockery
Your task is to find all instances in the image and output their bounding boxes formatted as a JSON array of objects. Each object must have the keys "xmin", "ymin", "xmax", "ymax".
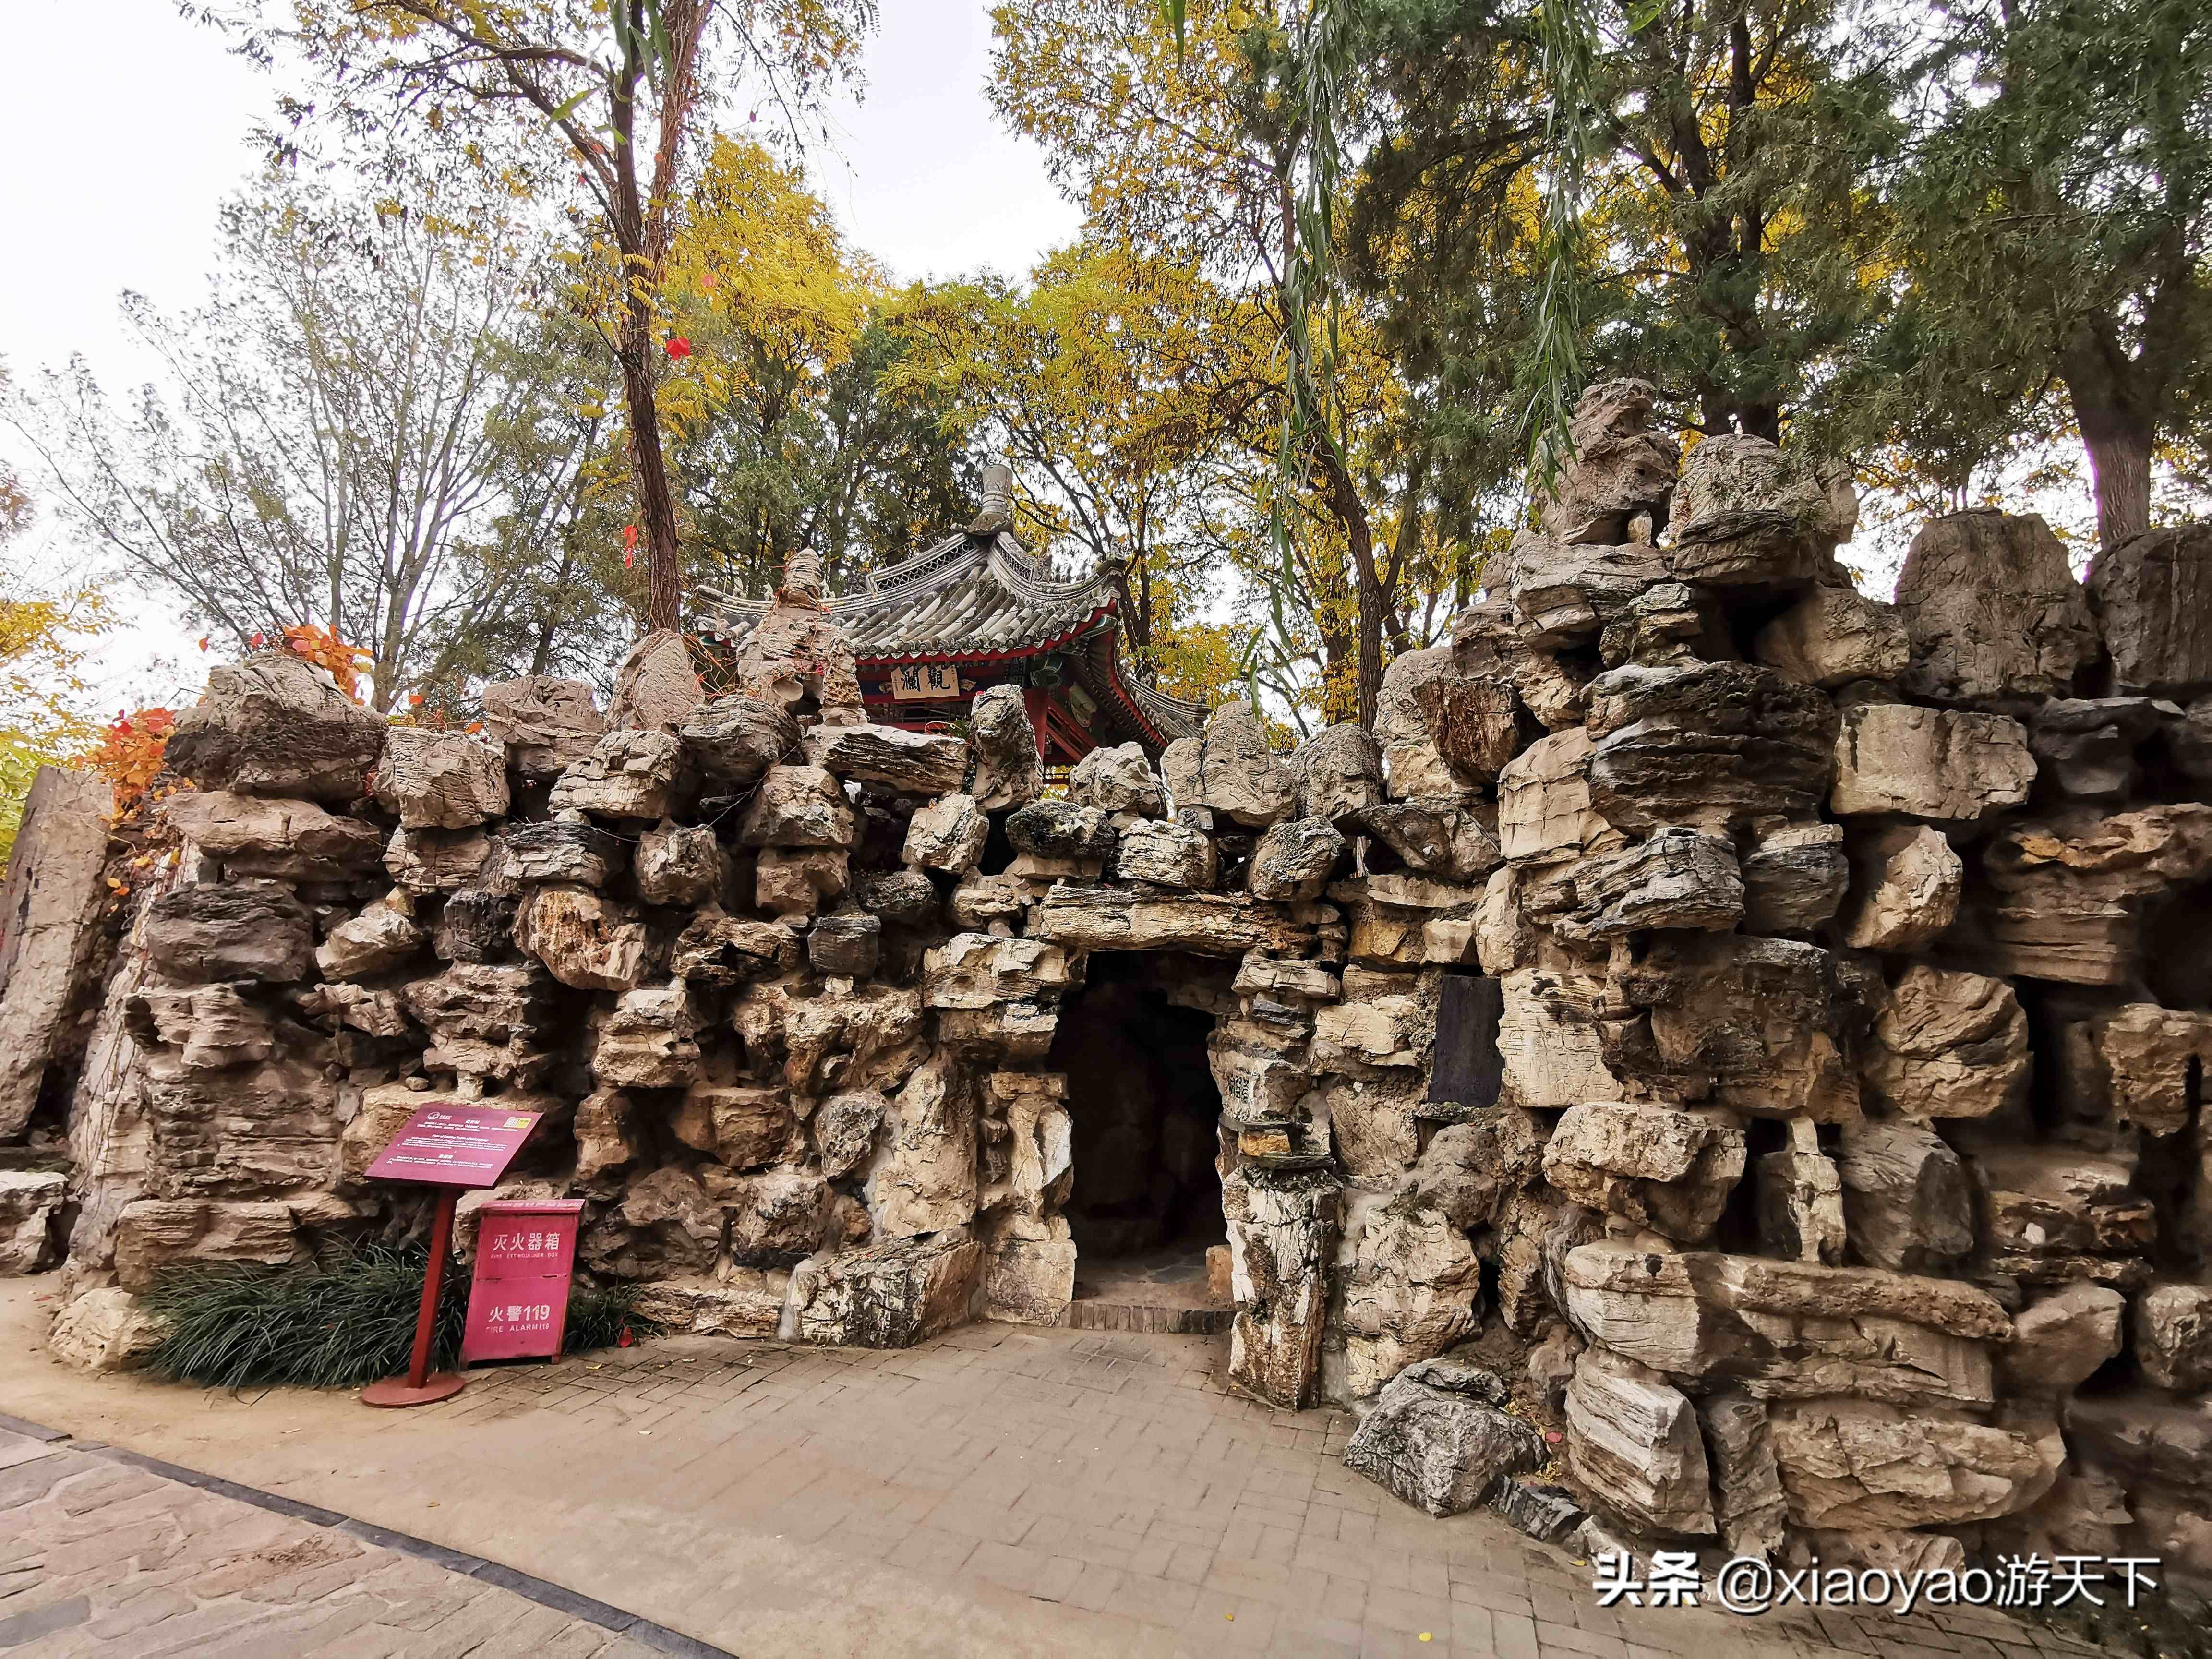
[{"xmin": 1046, "ymin": 951, "xmax": 1234, "ymax": 1333}]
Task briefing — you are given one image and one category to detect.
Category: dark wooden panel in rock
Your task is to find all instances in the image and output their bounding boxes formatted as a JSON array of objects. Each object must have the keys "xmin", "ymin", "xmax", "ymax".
[{"xmin": 1427, "ymin": 974, "xmax": 1504, "ymax": 1115}]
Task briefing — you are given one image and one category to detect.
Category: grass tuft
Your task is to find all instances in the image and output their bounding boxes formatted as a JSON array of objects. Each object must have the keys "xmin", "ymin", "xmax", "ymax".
[{"xmin": 138, "ymin": 1242, "xmax": 662, "ymax": 1389}]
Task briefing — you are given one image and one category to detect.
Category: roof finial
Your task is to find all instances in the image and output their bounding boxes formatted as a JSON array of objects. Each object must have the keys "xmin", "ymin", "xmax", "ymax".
[{"xmin": 969, "ymin": 460, "xmax": 1015, "ymax": 535}]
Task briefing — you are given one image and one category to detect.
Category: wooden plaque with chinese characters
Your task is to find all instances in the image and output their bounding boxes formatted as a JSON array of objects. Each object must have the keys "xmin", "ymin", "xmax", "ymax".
[
  {"xmin": 889, "ymin": 661, "xmax": 960, "ymax": 701},
  {"xmin": 461, "ymin": 1199, "xmax": 585, "ymax": 1363}
]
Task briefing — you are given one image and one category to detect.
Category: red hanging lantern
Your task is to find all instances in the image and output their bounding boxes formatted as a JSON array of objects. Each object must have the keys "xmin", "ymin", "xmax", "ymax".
[
  {"xmin": 664, "ymin": 336, "xmax": 692, "ymax": 360},
  {"xmin": 250, "ymin": 631, "xmax": 265, "ymax": 649}
]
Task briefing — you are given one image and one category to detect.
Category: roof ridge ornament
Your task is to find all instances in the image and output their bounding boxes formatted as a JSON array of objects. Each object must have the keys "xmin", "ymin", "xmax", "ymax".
[{"xmin": 967, "ymin": 460, "xmax": 1016, "ymax": 536}]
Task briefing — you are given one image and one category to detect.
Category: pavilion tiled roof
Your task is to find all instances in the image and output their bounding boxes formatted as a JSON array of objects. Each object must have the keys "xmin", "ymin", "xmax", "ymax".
[{"xmin": 694, "ymin": 530, "xmax": 1207, "ymax": 748}]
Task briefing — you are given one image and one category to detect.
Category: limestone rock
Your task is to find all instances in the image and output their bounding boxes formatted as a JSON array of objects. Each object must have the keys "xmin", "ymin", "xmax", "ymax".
[
  {"xmin": 1740, "ymin": 821, "xmax": 1848, "ymax": 933},
  {"xmin": 1754, "ymin": 584, "xmax": 1910, "ymax": 688},
  {"xmin": 773, "ymin": 984, "xmax": 926, "ymax": 1097},
  {"xmin": 729, "ymin": 551, "xmax": 864, "ymax": 719},
  {"xmin": 1402, "ymin": 1108, "xmax": 1546, "ymax": 1231},
  {"xmin": 923, "ymin": 933, "xmax": 1074, "ymax": 1010},
  {"xmin": 434, "ymin": 886, "xmax": 517, "ymax": 964},
  {"xmin": 815, "ymin": 1089, "xmax": 890, "ymax": 1180},
  {"xmin": 1542, "ymin": 1102, "xmax": 1746, "ymax": 1242},
  {"xmin": 1420, "ymin": 673, "xmax": 1525, "ymax": 786},
  {"xmin": 606, "ymin": 629, "xmax": 701, "ymax": 732},
  {"xmin": 495, "ymin": 822, "xmax": 624, "ymax": 888},
  {"xmin": 129, "ymin": 982, "xmax": 275, "ymax": 1070},
  {"xmin": 1006, "ymin": 799, "xmax": 1116, "ymax": 864},
  {"xmin": 866, "ymin": 1053, "xmax": 977, "ymax": 1239},
  {"xmin": 1830, "ymin": 703, "xmax": 2035, "ymax": 820},
  {"xmin": 589, "ymin": 982, "xmax": 705, "ymax": 1089},
  {"xmin": 0, "ymin": 1171, "xmax": 65, "ymax": 1274},
  {"xmin": 384, "ymin": 826, "xmax": 493, "ymax": 893},
  {"xmin": 2088, "ymin": 522, "xmax": 2212, "ymax": 697},
  {"xmin": 669, "ymin": 913, "xmax": 800, "ymax": 984},
  {"xmin": 1360, "ymin": 797, "xmax": 1501, "ymax": 886},
  {"xmin": 513, "ymin": 886, "xmax": 651, "ymax": 992},
  {"xmin": 1540, "ymin": 379, "xmax": 1677, "ymax": 543},
  {"xmin": 1343, "ymin": 1360, "xmax": 1546, "ymax": 1517},
  {"xmin": 163, "ymin": 791, "xmax": 383, "ymax": 883},
  {"xmin": 1701, "ymin": 1395, "xmax": 1789, "ymax": 1559},
  {"xmin": 2031, "ymin": 697, "xmax": 2162, "ymax": 800},
  {"xmin": 965, "ymin": 683, "xmax": 1042, "ymax": 811},
  {"xmin": 315, "ymin": 899, "xmax": 424, "ymax": 982},
  {"xmin": 0, "ymin": 767, "xmax": 116, "ymax": 1138},
  {"xmin": 1339, "ymin": 1200, "xmax": 1484, "ymax": 1398},
  {"xmin": 165, "ymin": 652, "xmax": 386, "ymax": 801},
  {"xmin": 1288, "ymin": 724, "xmax": 1382, "ymax": 830},
  {"xmin": 400, "ymin": 962, "xmax": 560, "ymax": 1083},
  {"xmin": 1755, "ymin": 1136, "xmax": 1847, "ymax": 1267},
  {"xmin": 1608, "ymin": 934, "xmax": 1864, "ymax": 1122},
  {"xmin": 679, "ymin": 694, "xmax": 799, "ymax": 786},
  {"xmin": 672, "ymin": 1083, "xmax": 793, "ymax": 1172},
  {"xmin": 146, "ymin": 881, "xmax": 313, "ymax": 985},
  {"xmin": 582, "ymin": 1166, "xmax": 724, "ymax": 1278},
  {"xmin": 1972, "ymin": 1146, "xmax": 2157, "ymax": 1284},
  {"xmin": 1665, "ymin": 433, "xmax": 1828, "ymax": 588},
  {"xmin": 805, "ymin": 722, "xmax": 968, "ymax": 796},
  {"xmin": 48, "ymin": 1286, "xmax": 163, "ymax": 1371},
  {"xmin": 901, "ymin": 793, "xmax": 987, "ymax": 874},
  {"xmin": 1498, "ymin": 533, "xmax": 1670, "ymax": 648},
  {"xmin": 113, "ymin": 1197, "xmax": 301, "ymax": 1291},
  {"xmin": 635, "ymin": 821, "xmax": 726, "ymax": 907},
  {"xmin": 808, "ymin": 914, "xmax": 881, "ymax": 977},
  {"xmin": 1371, "ymin": 647, "xmax": 1478, "ymax": 798},
  {"xmin": 1497, "ymin": 728, "xmax": 1619, "ymax": 866},
  {"xmin": 1833, "ymin": 1120, "xmax": 1973, "ymax": 1272},
  {"xmin": 1067, "ymin": 742, "xmax": 1165, "ymax": 817},
  {"xmin": 979, "ymin": 1209, "xmax": 1076, "ymax": 1325},
  {"xmin": 2135, "ymin": 1283, "xmax": 2212, "ymax": 1393},
  {"xmin": 1895, "ymin": 509, "xmax": 2097, "ymax": 705},
  {"xmin": 1170, "ymin": 702, "xmax": 1295, "ymax": 827},
  {"xmin": 1248, "ymin": 818, "xmax": 1347, "ymax": 903},
  {"xmin": 478, "ymin": 675, "xmax": 604, "ymax": 779},
  {"xmin": 788, "ymin": 1230, "xmax": 980, "ymax": 1348},
  {"xmin": 1224, "ymin": 1167, "xmax": 1339, "ymax": 1409},
  {"xmin": 1562, "ymin": 1240, "xmax": 2010, "ymax": 1407},
  {"xmin": 1863, "ymin": 965, "xmax": 2029, "ymax": 1121},
  {"xmin": 721, "ymin": 1166, "xmax": 833, "ymax": 1268},
  {"xmin": 1766, "ymin": 1395, "xmax": 2059, "ymax": 1529},
  {"xmin": 2075, "ymin": 1003, "xmax": 2212, "ymax": 1136},
  {"xmin": 1551, "ymin": 827, "xmax": 1742, "ymax": 942},
  {"xmin": 548, "ymin": 728, "xmax": 691, "ymax": 820},
  {"xmin": 755, "ymin": 848, "xmax": 849, "ymax": 920},
  {"xmin": 851, "ymin": 868, "xmax": 940, "ymax": 927},
  {"xmin": 630, "ymin": 1272, "xmax": 786, "ymax": 1339},
  {"xmin": 1496, "ymin": 966, "xmax": 1623, "ymax": 1110},
  {"xmin": 1999, "ymin": 1283, "xmax": 2125, "ymax": 1398},
  {"xmin": 1585, "ymin": 661, "xmax": 1837, "ymax": 834},
  {"xmin": 1034, "ymin": 886, "xmax": 1322, "ymax": 958},
  {"xmin": 737, "ymin": 765, "xmax": 855, "ymax": 849},
  {"xmin": 1842, "ymin": 825, "xmax": 1961, "ymax": 952},
  {"xmin": 372, "ymin": 728, "xmax": 509, "ymax": 830},
  {"xmin": 573, "ymin": 1088, "xmax": 641, "ymax": 1194},
  {"xmin": 1977, "ymin": 805, "xmax": 2212, "ymax": 985},
  {"xmin": 1112, "ymin": 819, "xmax": 1217, "ymax": 890},
  {"xmin": 1565, "ymin": 1354, "xmax": 1718, "ymax": 1537}
]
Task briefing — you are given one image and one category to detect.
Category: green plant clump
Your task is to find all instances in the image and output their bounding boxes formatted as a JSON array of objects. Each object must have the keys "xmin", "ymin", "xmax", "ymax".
[{"xmin": 139, "ymin": 1242, "xmax": 661, "ymax": 1389}]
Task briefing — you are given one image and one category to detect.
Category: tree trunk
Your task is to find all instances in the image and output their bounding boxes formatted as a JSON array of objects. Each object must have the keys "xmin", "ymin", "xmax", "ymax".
[
  {"xmin": 618, "ymin": 325, "xmax": 684, "ymax": 634},
  {"xmin": 2061, "ymin": 317, "xmax": 2156, "ymax": 551}
]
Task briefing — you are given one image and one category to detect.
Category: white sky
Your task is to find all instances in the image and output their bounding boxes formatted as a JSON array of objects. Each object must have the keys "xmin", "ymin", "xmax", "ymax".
[{"xmin": 0, "ymin": 0, "xmax": 1082, "ymax": 709}]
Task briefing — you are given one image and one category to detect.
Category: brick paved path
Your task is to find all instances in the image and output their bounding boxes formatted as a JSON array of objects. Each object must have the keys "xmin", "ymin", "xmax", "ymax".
[
  {"xmin": 0, "ymin": 1424, "xmax": 691, "ymax": 1656},
  {"xmin": 0, "ymin": 1281, "xmax": 2121, "ymax": 1659}
]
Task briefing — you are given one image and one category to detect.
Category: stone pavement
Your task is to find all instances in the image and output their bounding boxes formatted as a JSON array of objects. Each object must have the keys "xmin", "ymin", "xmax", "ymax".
[
  {"xmin": 0, "ymin": 1277, "xmax": 2116, "ymax": 1659},
  {"xmin": 0, "ymin": 1423, "xmax": 695, "ymax": 1656}
]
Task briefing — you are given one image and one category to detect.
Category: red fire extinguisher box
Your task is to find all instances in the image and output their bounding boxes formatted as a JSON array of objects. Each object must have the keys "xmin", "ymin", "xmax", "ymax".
[{"xmin": 462, "ymin": 1199, "xmax": 586, "ymax": 1364}]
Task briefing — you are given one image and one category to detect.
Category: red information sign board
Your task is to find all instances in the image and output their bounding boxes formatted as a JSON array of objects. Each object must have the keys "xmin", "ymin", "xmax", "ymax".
[
  {"xmin": 364, "ymin": 1105, "xmax": 542, "ymax": 1189},
  {"xmin": 462, "ymin": 1201, "xmax": 585, "ymax": 1364}
]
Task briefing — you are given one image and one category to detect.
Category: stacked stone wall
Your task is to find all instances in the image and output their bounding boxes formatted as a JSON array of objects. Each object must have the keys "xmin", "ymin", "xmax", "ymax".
[{"xmin": 19, "ymin": 406, "xmax": 2212, "ymax": 1586}]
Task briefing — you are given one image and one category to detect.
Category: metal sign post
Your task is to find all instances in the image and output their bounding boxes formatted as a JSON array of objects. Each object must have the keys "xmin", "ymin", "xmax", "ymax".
[{"xmin": 361, "ymin": 1104, "xmax": 543, "ymax": 1409}]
